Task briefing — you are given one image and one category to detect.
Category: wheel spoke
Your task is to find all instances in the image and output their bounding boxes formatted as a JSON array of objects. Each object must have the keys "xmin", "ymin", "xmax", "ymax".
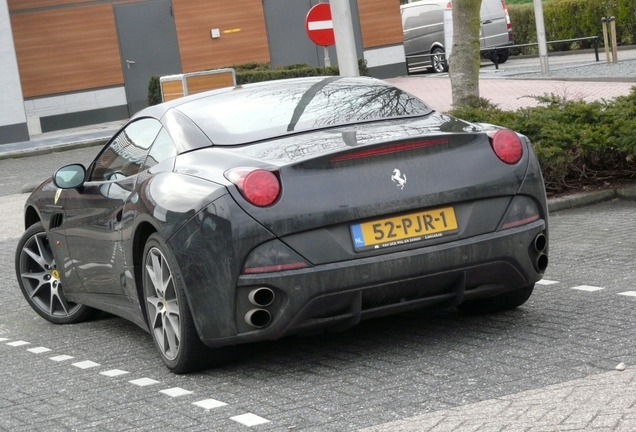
[
  {"xmin": 146, "ymin": 251, "xmax": 164, "ymax": 297},
  {"xmin": 23, "ymin": 247, "xmax": 48, "ymax": 271},
  {"xmin": 162, "ymin": 312, "xmax": 179, "ymax": 358},
  {"xmin": 34, "ymin": 234, "xmax": 54, "ymax": 267},
  {"xmin": 52, "ymin": 288, "xmax": 71, "ymax": 316}
]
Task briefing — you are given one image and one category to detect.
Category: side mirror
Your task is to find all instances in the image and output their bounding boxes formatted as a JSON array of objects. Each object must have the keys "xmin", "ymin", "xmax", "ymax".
[{"xmin": 53, "ymin": 164, "xmax": 86, "ymax": 189}]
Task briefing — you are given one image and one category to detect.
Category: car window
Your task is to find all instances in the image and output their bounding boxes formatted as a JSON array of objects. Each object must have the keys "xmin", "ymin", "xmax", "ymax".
[
  {"xmin": 178, "ymin": 77, "xmax": 432, "ymax": 145},
  {"xmin": 402, "ymin": 4, "xmax": 441, "ymax": 32},
  {"xmin": 91, "ymin": 119, "xmax": 162, "ymax": 181},
  {"xmin": 143, "ymin": 128, "xmax": 178, "ymax": 170}
]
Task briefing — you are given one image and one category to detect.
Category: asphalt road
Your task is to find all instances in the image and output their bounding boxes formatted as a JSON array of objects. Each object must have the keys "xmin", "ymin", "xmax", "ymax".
[
  {"xmin": 1, "ymin": 150, "xmax": 635, "ymax": 431},
  {"xmin": 0, "ymin": 146, "xmax": 101, "ymax": 197}
]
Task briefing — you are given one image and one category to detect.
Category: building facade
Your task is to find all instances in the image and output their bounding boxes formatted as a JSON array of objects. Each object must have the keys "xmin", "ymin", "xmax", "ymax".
[{"xmin": 2, "ymin": 0, "xmax": 406, "ymax": 143}]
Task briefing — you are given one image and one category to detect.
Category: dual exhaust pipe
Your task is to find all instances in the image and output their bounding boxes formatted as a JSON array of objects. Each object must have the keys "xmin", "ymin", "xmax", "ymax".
[
  {"xmin": 244, "ymin": 287, "xmax": 275, "ymax": 328},
  {"xmin": 533, "ymin": 233, "xmax": 548, "ymax": 273}
]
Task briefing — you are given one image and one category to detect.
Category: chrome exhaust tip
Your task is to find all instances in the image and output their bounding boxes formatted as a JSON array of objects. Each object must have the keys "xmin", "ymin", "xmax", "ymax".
[
  {"xmin": 244, "ymin": 309, "xmax": 272, "ymax": 328},
  {"xmin": 248, "ymin": 287, "xmax": 275, "ymax": 307},
  {"xmin": 536, "ymin": 253, "xmax": 548, "ymax": 273},
  {"xmin": 534, "ymin": 233, "xmax": 547, "ymax": 252}
]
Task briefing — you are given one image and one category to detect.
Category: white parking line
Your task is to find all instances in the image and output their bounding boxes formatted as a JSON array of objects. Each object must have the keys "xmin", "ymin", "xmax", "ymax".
[
  {"xmin": 129, "ymin": 378, "xmax": 160, "ymax": 386},
  {"xmin": 6, "ymin": 340, "xmax": 30, "ymax": 347},
  {"xmin": 160, "ymin": 387, "xmax": 193, "ymax": 397},
  {"xmin": 27, "ymin": 347, "xmax": 52, "ymax": 354},
  {"xmin": 193, "ymin": 399, "xmax": 228, "ymax": 410},
  {"xmin": 618, "ymin": 291, "xmax": 636, "ymax": 297},
  {"xmin": 50, "ymin": 355, "xmax": 74, "ymax": 362},
  {"xmin": 0, "ymin": 338, "xmax": 9, "ymax": 342},
  {"xmin": 571, "ymin": 285, "xmax": 605, "ymax": 292},
  {"xmin": 230, "ymin": 413, "xmax": 271, "ymax": 427},
  {"xmin": 536, "ymin": 279, "xmax": 559, "ymax": 285},
  {"xmin": 100, "ymin": 369, "xmax": 130, "ymax": 377},
  {"xmin": 72, "ymin": 360, "xmax": 100, "ymax": 369}
]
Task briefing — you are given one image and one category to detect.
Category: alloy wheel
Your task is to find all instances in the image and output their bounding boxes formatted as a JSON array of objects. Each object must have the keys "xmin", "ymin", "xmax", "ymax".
[
  {"xmin": 18, "ymin": 230, "xmax": 82, "ymax": 318},
  {"xmin": 145, "ymin": 247, "xmax": 181, "ymax": 361}
]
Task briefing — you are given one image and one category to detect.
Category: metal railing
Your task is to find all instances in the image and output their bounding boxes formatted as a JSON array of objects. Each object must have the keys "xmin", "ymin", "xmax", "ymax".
[
  {"xmin": 489, "ymin": 36, "xmax": 600, "ymax": 69},
  {"xmin": 405, "ymin": 36, "xmax": 600, "ymax": 72}
]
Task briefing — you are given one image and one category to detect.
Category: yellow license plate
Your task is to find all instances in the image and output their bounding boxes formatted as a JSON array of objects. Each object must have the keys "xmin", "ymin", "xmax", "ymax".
[{"xmin": 351, "ymin": 206, "xmax": 458, "ymax": 251}]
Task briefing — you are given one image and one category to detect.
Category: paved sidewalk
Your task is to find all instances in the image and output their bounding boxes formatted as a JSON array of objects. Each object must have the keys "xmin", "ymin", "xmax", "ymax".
[
  {"xmin": 388, "ymin": 77, "xmax": 635, "ymax": 112},
  {"xmin": 358, "ymin": 365, "xmax": 636, "ymax": 432}
]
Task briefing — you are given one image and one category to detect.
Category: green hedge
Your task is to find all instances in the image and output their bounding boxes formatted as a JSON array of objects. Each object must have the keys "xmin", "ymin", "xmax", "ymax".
[
  {"xmin": 148, "ymin": 59, "xmax": 369, "ymax": 106},
  {"xmin": 508, "ymin": 0, "xmax": 636, "ymax": 54},
  {"xmin": 449, "ymin": 89, "xmax": 636, "ymax": 194}
]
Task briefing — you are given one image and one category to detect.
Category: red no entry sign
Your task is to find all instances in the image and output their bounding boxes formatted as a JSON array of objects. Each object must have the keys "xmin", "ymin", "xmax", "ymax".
[{"xmin": 305, "ymin": 3, "xmax": 335, "ymax": 47}]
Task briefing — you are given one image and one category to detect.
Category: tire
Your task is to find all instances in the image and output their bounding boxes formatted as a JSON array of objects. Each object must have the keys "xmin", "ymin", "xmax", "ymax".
[
  {"xmin": 457, "ymin": 284, "xmax": 534, "ymax": 315},
  {"xmin": 15, "ymin": 222, "xmax": 98, "ymax": 324},
  {"xmin": 430, "ymin": 47, "xmax": 448, "ymax": 73},
  {"xmin": 490, "ymin": 49, "xmax": 509, "ymax": 65},
  {"xmin": 142, "ymin": 233, "xmax": 227, "ymax": 373}
]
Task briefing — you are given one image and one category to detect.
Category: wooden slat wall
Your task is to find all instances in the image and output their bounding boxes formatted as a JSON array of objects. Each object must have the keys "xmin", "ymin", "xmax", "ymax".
[
  {"xmin": 172, "ymin": 0, "xmax": 270, "ymax": 73},
  {"xmin": 8, "ymin": 0, "xmax": 88, "ymax": 12},
  {"xmin": 357, "ymin": 0, "xmax": 404, "ymax": 48},
  {"xmin": 185, "ymin": 72, "xmax": 235, "ymax": 94},
  {"xmin": 11, "ymin": 4, "xmax": 124, "ymax": 98},
  {"xmin": 161, "ymin": 79, "xmax": 184, "ymax": 102}
]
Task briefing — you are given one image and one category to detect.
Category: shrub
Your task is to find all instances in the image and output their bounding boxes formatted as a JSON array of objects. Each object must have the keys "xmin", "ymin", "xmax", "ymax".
[
  {"xmin": 450, "ymin": 88, "xmax": 636, "ymax": 194},
  {"xmin": 147, "ymin": 76, "xmax": 162, "ymax": 106}
]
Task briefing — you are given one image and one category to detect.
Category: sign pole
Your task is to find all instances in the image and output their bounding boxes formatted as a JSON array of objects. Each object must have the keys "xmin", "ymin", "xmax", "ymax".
[
  {"xmin": 330, "ymin": 0, "xmax": 359, "ymax": 76},
  {"xmin": 533, "ymin": 0, "xmax": 550, "ymax": 74},
  {"xmin": 324, "ymin": 46, "xmax": 331, "ymax": 67}
]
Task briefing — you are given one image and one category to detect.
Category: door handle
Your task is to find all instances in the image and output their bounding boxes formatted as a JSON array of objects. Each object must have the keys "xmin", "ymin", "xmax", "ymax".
[
  {"xmin": 482, "ymin": 20, "xmax": 492, "ymax": 24},
  {"xmin": 126, "ymin": 60, "xmax": 136, "ymax": 69}
]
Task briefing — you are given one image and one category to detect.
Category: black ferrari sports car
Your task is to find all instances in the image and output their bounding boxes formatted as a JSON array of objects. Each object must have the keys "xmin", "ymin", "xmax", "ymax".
[{"xmin": 15, "ymin": 76, "xmax": 548, "ymax": 373}]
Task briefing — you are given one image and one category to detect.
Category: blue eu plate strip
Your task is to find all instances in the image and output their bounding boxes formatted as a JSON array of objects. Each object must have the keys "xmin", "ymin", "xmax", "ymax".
[{"xmin": 351, "ymin": 224, "xmax": 365, "ymax": 249}]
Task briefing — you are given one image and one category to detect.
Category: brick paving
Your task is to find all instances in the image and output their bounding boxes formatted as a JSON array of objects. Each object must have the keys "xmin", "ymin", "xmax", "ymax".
[
  {"xmin": 1, "ymin": 51, "xmax": 636, "ymax": 431},
  {"xmin": 358, "ymin": 367, "xmax": 636, "ymax": 432}
]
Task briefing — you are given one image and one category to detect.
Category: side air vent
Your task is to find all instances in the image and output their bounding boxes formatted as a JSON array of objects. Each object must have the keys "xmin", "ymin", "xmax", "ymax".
[{"xmin": 49, "ymin": 213, "xmax": 64, "ymax": 230}]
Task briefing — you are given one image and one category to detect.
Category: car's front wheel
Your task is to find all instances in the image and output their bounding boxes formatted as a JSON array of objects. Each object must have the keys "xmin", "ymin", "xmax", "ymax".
[
  {"xmin": 457, "ymin": 284, "xmax": 534, "ymax": 315},
  {"xmin": 15, "ymin": 222, "xmax": 98, "ymax": 324},
  {"xmin": 143, "ymin": 233, "xmax": 226, "ymax": 373}
]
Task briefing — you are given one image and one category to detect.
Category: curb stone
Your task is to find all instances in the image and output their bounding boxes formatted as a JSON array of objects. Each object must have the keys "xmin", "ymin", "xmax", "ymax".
[
  {"xmin": 548, "ymin": 186, "xmax": 636, "ymax": 213},
  {"xmin": 0, "ymin": 138, "xmax": 107, "ymax": 161}
]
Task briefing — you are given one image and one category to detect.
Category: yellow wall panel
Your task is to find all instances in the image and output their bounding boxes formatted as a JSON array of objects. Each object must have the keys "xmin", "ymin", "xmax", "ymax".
[
  {"xmin": 172, "ymin": 0, "xmax": 270, "ymax": 72},
  {"xmin": 358, "ymin": 0, "xmax": 404, "ymax": 48},
  {"xmin": 11, "ymin": 4, "xmax": 124, "ymax": 98}
]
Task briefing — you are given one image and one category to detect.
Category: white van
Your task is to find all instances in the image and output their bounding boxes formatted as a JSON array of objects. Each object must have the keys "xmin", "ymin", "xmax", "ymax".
[{"xmin": 401, "ymin": 0, "xmax": 513, "ymax": 73}]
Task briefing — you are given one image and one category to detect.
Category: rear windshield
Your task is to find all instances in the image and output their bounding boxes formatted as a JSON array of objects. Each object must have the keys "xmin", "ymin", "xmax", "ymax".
[{"xmin": 176, "ymin": 77, "xmax": 432, "ymax": 145}]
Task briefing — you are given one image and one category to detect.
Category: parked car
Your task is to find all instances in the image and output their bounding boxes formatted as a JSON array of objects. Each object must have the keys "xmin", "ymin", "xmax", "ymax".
[
  {"xmin": 401, "ymin": 0, "xmax": 513, "ymax": 72},
  {"xmin": 15, "ymin": 76, "xmax": 548, "ymax": 373}
]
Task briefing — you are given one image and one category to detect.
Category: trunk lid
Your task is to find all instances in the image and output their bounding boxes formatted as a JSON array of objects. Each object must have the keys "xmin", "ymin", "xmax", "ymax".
[{"xmin": 220, "ymin": 113, "xmax": 528, "ymax": 237}]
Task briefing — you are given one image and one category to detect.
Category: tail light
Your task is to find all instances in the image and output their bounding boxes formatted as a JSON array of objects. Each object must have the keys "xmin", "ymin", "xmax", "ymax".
[
  {"xmin": 242, "ymin": 240, "xmax": 310, "ymax": 274},
  {"xmin": 502, "ymin": 1, "xmax": 511, "ymax": 31},
  {"xmin": 330, "ymin": 138, "xmax": 448, "ymax": 163},
  {"xmin": 225, "ymin": 168, "xmax": 281, "ymax": 207},
  {"xmin": 487, "ymin": 129, "xmax": 523, "ymax": 164},
  {"xmin": 501, "ymin": 196, "xmax": 540, "ymax": 230}
]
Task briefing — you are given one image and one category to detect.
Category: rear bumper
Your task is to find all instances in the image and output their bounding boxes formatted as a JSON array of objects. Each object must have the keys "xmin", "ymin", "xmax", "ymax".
[{"xmin": 199, "ymin": 219, "xmax": 547, "ymax": 347}]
